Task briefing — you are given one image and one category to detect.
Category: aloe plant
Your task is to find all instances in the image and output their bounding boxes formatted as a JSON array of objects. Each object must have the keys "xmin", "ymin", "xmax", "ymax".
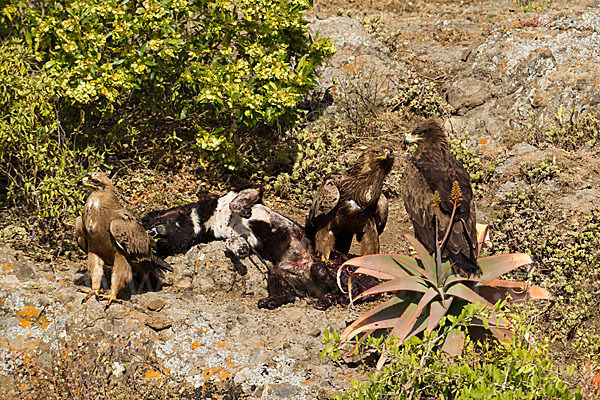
[{"xmin": 337, "ymin": 223, "xmax": 551, "ymax": 367}]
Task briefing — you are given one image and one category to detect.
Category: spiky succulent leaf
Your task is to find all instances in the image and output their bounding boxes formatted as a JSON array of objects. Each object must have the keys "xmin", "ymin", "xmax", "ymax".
[
  {"xmin": 351, "ymin": 276, "xmax": 429, "ymax": 304},
  {"xmin": 338, "ymin": 254, "xmax": 412, "ymax": 292},
  {"xmin": 441, "ymin": 328, "xmax": 465, "ymax": 356},
  {"xmin": 445, "ymin": 282, "xmax": 495, "ymax": 309},
  {"xmin": 476, "ymin": 223, "xmax": 490, "ymax": 255},
  {"xmin": 341, "ymin": 296, "xmax": 416, "ymax": 341},
  {"xmin": 474, "ymin": 279, "xmax": 552, "ymax": 302},
  {"xmin": 404, "ymin": 234, "xmax": 437, "ymax": 281},
  {"xmin": 478, "ymin": 253, "xmax": 533, "ymax": 281},
  {"xmin": 427, "ymin": 298, "xmax": 454, "ymax": 332},
  {"xmin": 390, "ymin": 287, "xmax": 438, "ymax": 340},
  {"xmin": 442, "ymin": 274, "xmax": 484, "ymax": 290},
  {"xmin": 391, "ymin": 255, "xmax": 433, "ymax": 280}
]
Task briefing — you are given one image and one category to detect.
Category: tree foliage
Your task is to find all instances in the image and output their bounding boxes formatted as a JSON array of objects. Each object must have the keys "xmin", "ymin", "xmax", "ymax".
[{"xmin": 0, "ymin": 0, "xmax": 333, "ymax": 242}]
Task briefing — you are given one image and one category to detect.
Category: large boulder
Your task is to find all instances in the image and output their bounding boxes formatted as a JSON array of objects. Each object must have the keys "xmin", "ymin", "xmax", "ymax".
[{"xmin": 446, "ymin": 10, "xmax": 600, "ymax": 138}]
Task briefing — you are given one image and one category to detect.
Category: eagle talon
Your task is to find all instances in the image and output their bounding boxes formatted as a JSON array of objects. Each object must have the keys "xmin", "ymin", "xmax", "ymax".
[
  {"xmin": 320, "ymin": 257, "xmax": 335, "ymax": 266},
  {"xmin": 99, "ymin": 295, "xmax": 122, "ymax": 310},
  {"xmin": 79, "ymin": 288, "xmax": 104, "ymax": 304}
]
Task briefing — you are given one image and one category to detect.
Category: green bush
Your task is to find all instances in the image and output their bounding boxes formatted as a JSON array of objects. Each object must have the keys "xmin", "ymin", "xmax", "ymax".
[
  {"xmin": 0, "ymin": 0, "xmax": 333, "ymax": 244},
  {"xmin": 0, "ymin": 40, "xmax": 104, "ymax": 235},
  {"xmin": 492, "ymin": 191, "xmax": 600, "ymax": 356},
  {"xmin": 524, "ymin": 106, "xmax": 600, "ymax": 151},
  {"xmin": 323, "ymin": 304, "xmax": 581, "ymax": 400},
  {"xmin": 447, "ymin": 131, "xmax": 496, "ymax": 195},
  {"xmin": 3, "ymin": 0, "xmax": 333, "ymax": 148},
  {"xmin": 544, "ymin": 106, "xmax": 600, "ymax": 151},
  {"xmin": 391, "ymin": 78, "xmax": 451, "ymax": 118},
  {"xmin": 264, "ymin": 120, "xmax": 348, "ymax": 199}
]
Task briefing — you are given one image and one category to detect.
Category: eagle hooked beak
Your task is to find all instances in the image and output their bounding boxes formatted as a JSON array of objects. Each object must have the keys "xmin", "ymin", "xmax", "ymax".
[
  {"xmin": 377, "ymin": 148, "xmax": 392, "ymax": 160},
  {"xmin": 77, "ymin": 176, "xmax": 96, "ymax": 188},
  {"xmin": 404, "ymin": 134, "xmax": 423, "ymax": 145}
]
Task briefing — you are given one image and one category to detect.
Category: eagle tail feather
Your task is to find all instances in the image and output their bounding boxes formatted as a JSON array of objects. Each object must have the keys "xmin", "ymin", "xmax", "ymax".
[{"xmin": 152, "ymin": 255, "xmax": 173, "ymax": 278}]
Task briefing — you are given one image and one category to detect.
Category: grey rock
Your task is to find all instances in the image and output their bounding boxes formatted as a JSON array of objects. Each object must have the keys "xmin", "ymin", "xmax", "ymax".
[
  {"xmin": 495, "ymin": 180, "xmax": 528, "ymax": 200},
  {"xmin": 307, "ymin": 16, "xmax": 408, "ymax": 104},
  {"xmin": 494, "ymin": 142, "xmax": 545, "ymax": 176},
  {"xmin": 146, "ymin": 298, "xmax": 166, "ymax": 312},
  {"xmin": 144, "ymin": 313, "xmax": 172, "ymax": 331},
  {"xmin": 446, "ymin": 77, "xmax": 491, "ymax": 114},
  {"xmin": 448, "ymin": 10, "xmax": 600, "ymax": 137},
  {"xmin": 558, "ymin": 188, "xmax": 600, "ymax": 214},
  {"xmin": 270, "ymin": 382, "xmax": 299, "ymax": 398},
  {"xmin": 0, "ymin": 239, "xmax": 356, "ymax": 398},
  {"xmin": 14, "ymin": 264, "xmax": 35, "ymax": 281}
]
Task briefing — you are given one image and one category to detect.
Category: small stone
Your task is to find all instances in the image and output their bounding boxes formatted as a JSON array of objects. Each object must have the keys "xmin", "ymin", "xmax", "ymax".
[
  {"xmin": 15, "ymin": 264, "xmax": 36, "ymax": 281},
  {"xmin": 446, "ymin": 77, "xmax": 491, "ymax": 113},
  {"xmin": 144, "ymin": 314, "xmax": 172, "ymax": 331},
  {"xmin": 146, "ymin": 298, "xmax": 166, "ymax": 312},
  {"xmin": 271, "ymin": 382, "xmax": 299, "ymax": 398},
  {"xmin": 174, "ymin": 276, "xmax": 192, "ymax": 289},
  {"xmin": 234, "ymin": 367, "xmax": 252, "ymax": 386},
  {"xmin": 308, "ymin": 327, "xmax": 321, "ymax": 337}
]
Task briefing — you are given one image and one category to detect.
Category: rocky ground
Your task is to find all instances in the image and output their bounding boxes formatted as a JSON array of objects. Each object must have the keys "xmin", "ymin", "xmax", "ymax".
[
  {"xmin": 2, "ymin": 0, "xmax": 600, "ymax": 398},
  {"xmin": 0, "ymin": 243, "xmax": 364, "ymax": 399}
]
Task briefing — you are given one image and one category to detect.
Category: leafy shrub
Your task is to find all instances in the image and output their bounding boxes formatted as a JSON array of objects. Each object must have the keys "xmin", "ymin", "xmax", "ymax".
[
  {"xmin": 1, "ymin": 340, "xmax": 238, "ymax": 399},
  {"xmin": 390, "ymin": 78, "xmax": 451, "ymax": 118},
  {"xmin": 492, "ymin": 190, "xmax": 600, "ymax": 356},
  {"xmin": 0, "ymin": 40, "xmax": 104, "ymax": 239},
  {"xmin": 0, "ymin": 0, "xmax": 333, "ymax": 245},
  {"xmin": 512, "ymin": 0, "xmax": 553, "ymax": 13},
  {"xmin": 543, "ymin": 106, "xmax": 600, "ymax": 151},
  {"xmin": 1, "ymin": 0, "xmax": 333, "ymax": 170},
  {"xmin": 265, "ymin": 120, "xmax": 349, "ymax": 199},
  {"xmin": 519, "ymin": 157, "xmax": 559, "ymax": 184},
  {"xmin": 323, "ymin": 303, "xmax": 581, "ymax": 400},
  {"xmin": 334, "ymin": 63, "xmax": 389, "ymax": 136},
  {"xmin": 447, "ymin": 130, "xmax": 496, "ymax": 195}
]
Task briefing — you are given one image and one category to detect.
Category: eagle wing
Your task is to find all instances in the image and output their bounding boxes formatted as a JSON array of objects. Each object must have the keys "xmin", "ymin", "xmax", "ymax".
[
  {"xmin": 402, "ymin": 161, "xmax": 437, "ymax": 252},
  {"xmin": 109, "ymin": 211, "xmax": 153, "ymax": 263},
  {"xmin": 75, "ymin": 215, "xmax": 87, "ymax": 252},
  {"xmin": 403, "ymin": 159, "xmax": 478, "ymax": 276},
  {"xmin": 375, "ymin": 193, "xmax": 389, "ymax": 235},
  {"xmin": 411, "ymin": 160, "xmax": 472, "ymax": 217},
  {"xmin": 305, "ymin": 173, "xmax": 341, "ymax": 239}
]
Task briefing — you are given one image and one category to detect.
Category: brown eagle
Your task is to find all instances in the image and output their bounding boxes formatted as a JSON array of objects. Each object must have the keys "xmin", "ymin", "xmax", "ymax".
[
  {"xmin": 402, "ymin": 119, "xmax": 480, "ymax": 276},
  {"xmin": 75, "ymin": 171, "xmax": 172, "ymax": 308},
  {"xmin": 305, "ymin": 146, "xmax": 394, "ymax": 260}
]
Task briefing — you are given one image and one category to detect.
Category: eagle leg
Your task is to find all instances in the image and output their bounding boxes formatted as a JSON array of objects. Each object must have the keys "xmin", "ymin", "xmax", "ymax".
[
  {"xmin": 108, "ymin": 253, "xmax": 133, "ymax": 303},
  {"xmin": 79, "ymin": 288, "xmax": 105, "ymax": 304},
  {"xmin": 315, "ymin": 227, "xmax": 335, "ymax": 260},
  {"xmin": 86, "ymin": 252, "xmax": 105, "ymax": 295},
  {"xmin": 358, "ymin": 218, "xmax": 380, "ymax": 256}
]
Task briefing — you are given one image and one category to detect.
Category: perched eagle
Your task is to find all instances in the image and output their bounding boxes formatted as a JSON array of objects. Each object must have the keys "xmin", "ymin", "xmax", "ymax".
[
  {"xmin": 75, "ymin": 171, "xmax": 172, "ymax": 308},
  {"xmin": 402, "ymin": 119, "xmax": 480, "ymax": 276},
  {"xmin": 305, "ymin": 146, "xmax": 394, "ymax": 260}
]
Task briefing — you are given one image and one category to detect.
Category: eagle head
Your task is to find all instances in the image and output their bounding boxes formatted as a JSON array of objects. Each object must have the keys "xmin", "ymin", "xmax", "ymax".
[
  {"xmin": 362, "ymin": 146, "xmax": 394, "ymax": 172},
  {"xmin": 78, "ymin": 171, "xmax": 114, "ymax": 191},
  {"xmin": 404, "ymin": 118, "xmax": 446, "ymax": 146}
]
